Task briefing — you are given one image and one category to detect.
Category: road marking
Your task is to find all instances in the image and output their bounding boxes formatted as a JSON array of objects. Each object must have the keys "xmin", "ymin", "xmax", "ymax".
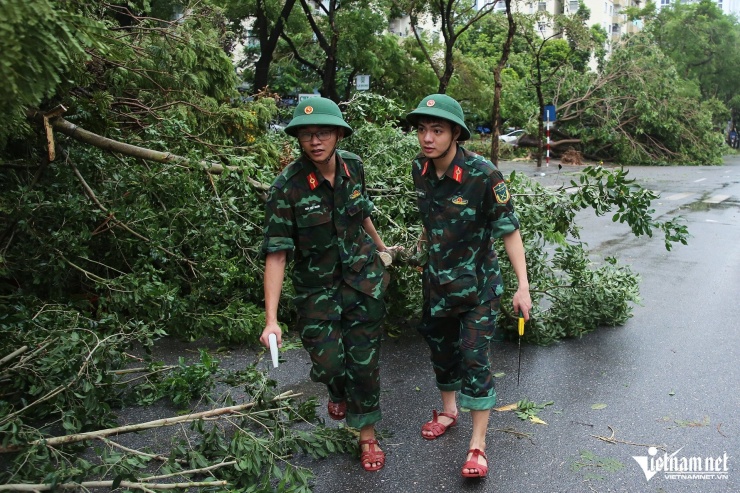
[
  {"xmin": 664, "ymin": 192, "xmax": 694, "ymax": 200},
  {"xmin": 703, "ymin": 195, "xmax": 730, "ymax": 204},
  {"xmin": 694, "ymin": 178, "xmax": 707, "ymax": 183}
]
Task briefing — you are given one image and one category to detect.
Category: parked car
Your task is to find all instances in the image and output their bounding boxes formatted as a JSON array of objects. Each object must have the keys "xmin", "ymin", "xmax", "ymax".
[{"xmin": 499, "ymin": 129, "xmax": 525, "ymax": 145}]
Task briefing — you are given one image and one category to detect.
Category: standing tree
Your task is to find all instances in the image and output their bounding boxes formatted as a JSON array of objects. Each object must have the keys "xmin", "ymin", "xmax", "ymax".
[
  {"xmin": 397, "ymin": 0, "xmax": 498, "ymax": 93},
  {"xmin": 646, "ymin": 1, "xmax": 740, "ymax": 112},
  {"xmin": 219, "ymin": 0, "xmax": 298, "ymax": 93},
  {"xmin": 276, "ymin": 0, "xmax": 389, "ymax": 102},
  {"xmin": 490, "ymin": 0, "xmax": 516, "ymax": 163}
]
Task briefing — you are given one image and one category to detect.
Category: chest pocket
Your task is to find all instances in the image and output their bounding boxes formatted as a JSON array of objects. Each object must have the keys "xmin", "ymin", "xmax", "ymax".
[
  {"xmin": 296, "ymin": 209, "xmax": 331, "ymax": 251},
  {"xmin": 445, "ymin": 201, "xmax": 476, "ymax": 220},
  {"xmin": 346, "ymin": 199, "xmax": 362, "ymax": 217}
]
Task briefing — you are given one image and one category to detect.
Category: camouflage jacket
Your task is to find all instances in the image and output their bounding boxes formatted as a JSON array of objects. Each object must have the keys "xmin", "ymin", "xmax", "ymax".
[
  {"xmin": 262, "ymin": 150, "xmax": 389, "ymax": 320},
  {"xmin": 412, "ymin": 146, "xmax": 520, "ymax": 317}
]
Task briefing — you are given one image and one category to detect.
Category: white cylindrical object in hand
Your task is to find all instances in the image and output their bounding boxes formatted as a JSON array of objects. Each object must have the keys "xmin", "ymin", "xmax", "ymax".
[{"xmin": 268, "ymin": 333, "xmax": 279, "ymax": 368}]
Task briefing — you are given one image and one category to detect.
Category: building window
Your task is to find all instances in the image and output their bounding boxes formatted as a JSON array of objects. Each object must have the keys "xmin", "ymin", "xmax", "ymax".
[
  {"xmin": 569, "ymin": 0, "xmax": 579, "ymax": 12},
  {"xmin": 538, "ymin": 1, "xmax": 547, "ymax": 11},
  {"xmin": 660, "ymin": 0, "xmax": 670, "ymax": 5},
  {"xmin": 538, "ymin": 21, "xmax": 547, "ymax": 32}
]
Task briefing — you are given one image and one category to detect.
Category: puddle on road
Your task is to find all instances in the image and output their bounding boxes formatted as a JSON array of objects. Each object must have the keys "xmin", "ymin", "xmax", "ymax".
[{"xmin": 683, "ymin": 198, "xmax": 739, "ymax": 212}]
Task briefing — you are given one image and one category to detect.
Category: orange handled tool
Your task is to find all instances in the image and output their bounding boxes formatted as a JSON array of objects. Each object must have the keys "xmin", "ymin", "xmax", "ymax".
[{"xmin": 517, "ymin": 311, "xmax": 524, "ymax": 386}]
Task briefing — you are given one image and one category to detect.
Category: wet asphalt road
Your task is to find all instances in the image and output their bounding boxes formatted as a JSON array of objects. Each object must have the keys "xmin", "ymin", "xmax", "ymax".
[{"xmin": 263, "ymin": 156, "xmax": 740, "ymax": 493}]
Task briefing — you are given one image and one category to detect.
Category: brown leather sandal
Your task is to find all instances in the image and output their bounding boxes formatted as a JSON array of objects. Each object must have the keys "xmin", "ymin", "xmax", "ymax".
[
  {"xmin": 327, "ymin": 400, "xmax": 346, "ymax": 420},
  {"xmin": 359, "ymin": 438, "xmax": 385, "ymax": 472},
  {"xmin": 420, "ymin": 409, "xmax": 458, "ymax": 440}
]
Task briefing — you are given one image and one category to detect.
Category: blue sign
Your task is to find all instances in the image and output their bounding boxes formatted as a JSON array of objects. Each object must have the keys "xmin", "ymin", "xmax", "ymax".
[{"xmin": 543, "ymin": 104, "xmax": 557, "ymax": 122}]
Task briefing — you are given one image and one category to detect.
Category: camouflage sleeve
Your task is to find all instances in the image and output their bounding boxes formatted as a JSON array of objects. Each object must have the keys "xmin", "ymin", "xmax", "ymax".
[
  {"xmin": 261, "ymin": 185, "xmax": 295, "ymax": 257},
  {"xmin": 484, "ymin": 171, "xmax": 521, "ymax": 238},
  {"xmin": 359, "ymin": 164, "xmax": 375, "ymax": 218}
]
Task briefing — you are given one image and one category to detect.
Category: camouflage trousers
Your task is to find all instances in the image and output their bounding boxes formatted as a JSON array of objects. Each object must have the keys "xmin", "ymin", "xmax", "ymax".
[
  {"xmin": 296, "ymin": 283, "xmax": 385, "ymax": 429},
  {"xmin": 417, "ymin": 298, "xmax": 500, "ymax": 411}
]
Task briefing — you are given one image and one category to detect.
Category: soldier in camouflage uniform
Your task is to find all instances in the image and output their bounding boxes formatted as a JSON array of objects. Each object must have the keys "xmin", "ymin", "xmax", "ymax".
[
  {"xmin": 259, "ymin": 97, "xmax": 394, "ymax": 472},
  {"xmin": 406, "ymin": 94, "xmax": 533, "ymax": 478}
]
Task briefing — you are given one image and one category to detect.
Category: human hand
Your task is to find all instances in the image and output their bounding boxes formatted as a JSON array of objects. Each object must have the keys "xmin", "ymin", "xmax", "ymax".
[
  {"xmin": 379, "ymin": 245, "xmax": 405, "ymax": 266},
  {"xmin": 512, "ymin": 287, "xmax": 532, "ymax": 322},
  {"xmin": 260, "ymin": 323, "xmax": 283, "ymax": 349}
]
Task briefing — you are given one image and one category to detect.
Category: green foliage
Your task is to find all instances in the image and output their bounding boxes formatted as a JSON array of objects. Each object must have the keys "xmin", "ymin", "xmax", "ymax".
[
  {"xmin": 1, "ymin": 360, "xmax": 358, "ymax": 489},
  {"xmin": 0, "ymin": 300, "xmax": 161, "ymax": 445},
  {"xmin": 515, "ymin": 397, "xmax": 553, "ymax": 420},
  {"xmin": 647, "ymin": 0, "xmax": 740, "ymax": 108},
  {"xmin": 0, "ymin": 0, "xmax": 106, "ymax": 132},
  {"xmin": 0, "ymin": 1, "xmax": 699, "ymax": 487},
  {"xmin": 493, "ymin": 166, "xmax": 686, "ymax": 344},
  {"xmin": 556, "ymin": 33, "xmax": 725, "ymax": 165},
  {"xmin": 128, "ymin": 349, "xmax": 220, "ymax": 408}
]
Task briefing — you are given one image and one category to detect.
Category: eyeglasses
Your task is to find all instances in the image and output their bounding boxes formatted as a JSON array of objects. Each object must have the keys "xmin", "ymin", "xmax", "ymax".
[{"xmin": 297, "ymin": 129, "xmax": 335, "ymax": 142}]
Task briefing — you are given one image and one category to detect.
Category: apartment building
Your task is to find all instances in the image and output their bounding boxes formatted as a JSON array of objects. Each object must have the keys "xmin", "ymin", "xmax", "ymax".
[{"xmin": 388, "ymin": 13, "xmax": 441, "ymax": 42}]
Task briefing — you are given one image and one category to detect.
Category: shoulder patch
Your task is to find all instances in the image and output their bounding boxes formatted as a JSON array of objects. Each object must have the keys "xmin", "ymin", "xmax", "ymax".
[{"xmin": 492, "ymin": 181, "xmax": 510, "ymax": 204}]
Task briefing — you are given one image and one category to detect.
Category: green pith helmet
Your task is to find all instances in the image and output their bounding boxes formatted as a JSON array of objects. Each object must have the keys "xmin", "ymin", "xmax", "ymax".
[
  {"xmin": 284, "ymin": 97, "xmax": 353, "ymax": 137},
  {"xmin": 406, "ymin": 94, "xmax": 471, "ymax": 141}
]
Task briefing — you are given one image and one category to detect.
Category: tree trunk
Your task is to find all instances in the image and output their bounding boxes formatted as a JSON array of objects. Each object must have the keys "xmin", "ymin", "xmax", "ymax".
[
  {"xmin": 253, "ymin": 0, "xmax": 297, "ymax": 93},
  {"xmin": 438, "ymin": 43, "xmax": 455, "ymax": 94},
  {"xmin": 490, "ymin": 0, "xmax": 516, "ymax": 164}
]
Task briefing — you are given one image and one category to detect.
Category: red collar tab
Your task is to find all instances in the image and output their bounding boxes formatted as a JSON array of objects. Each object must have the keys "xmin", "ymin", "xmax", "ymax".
[
  {"xmin": 307, "ymin": 172, "xmax": 319, "ymax": 190},
  {"xmin": 343, "ymin": 162, "xmax": 350, "ymax": 177},
  {"xmin": 452, "ymin": 165, "xmax": 464, "ymax": 183},
  {"xmin": 421, "ymin": 160, "xmax": 429, "ymax": 176}
]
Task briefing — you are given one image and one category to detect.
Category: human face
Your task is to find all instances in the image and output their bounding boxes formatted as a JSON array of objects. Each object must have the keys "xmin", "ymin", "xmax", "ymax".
[
  {"xmin": 297, "ymin": 126, "xmax": 340, "ymax": 163},
  {"xmin": 416, "ymin": 120, "xmax": 458, "ymax": 159}
]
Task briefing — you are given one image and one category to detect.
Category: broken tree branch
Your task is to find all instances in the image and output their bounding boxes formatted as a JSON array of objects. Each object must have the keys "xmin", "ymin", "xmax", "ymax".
[
  {"xmin": 0, "ymin": 390, "xmax": 301, "ymax": 453},
  {"xmin": 590, "ymin": 425, "xmax": 666, "ymax": 450},
  {"xmin": 0, "ymin": 480, "xmax": 228, "ymax": 491},
  {"xmin": 25, "ymin": 109, "xmax": 269, "ymax": 192},
  {"xmin": 0, "ymin": 346, "xmax": 28, "ymax": 367}
]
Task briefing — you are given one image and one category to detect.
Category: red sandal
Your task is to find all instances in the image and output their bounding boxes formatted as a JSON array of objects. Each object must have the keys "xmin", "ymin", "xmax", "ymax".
[
  {"xmin": 461, "ymin": 448, "xmax": 488, "ymax": 478},
  {"xmin": 359, "ymin": 438, "xmax": 385, "ymax": 472},
  {"xmin": 327, "ymin": 400, "xmax": 346, "ymax": 421},
  {"xmin": 420, "ymin": 409, "xmax": 458, "ymax": 440}
]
